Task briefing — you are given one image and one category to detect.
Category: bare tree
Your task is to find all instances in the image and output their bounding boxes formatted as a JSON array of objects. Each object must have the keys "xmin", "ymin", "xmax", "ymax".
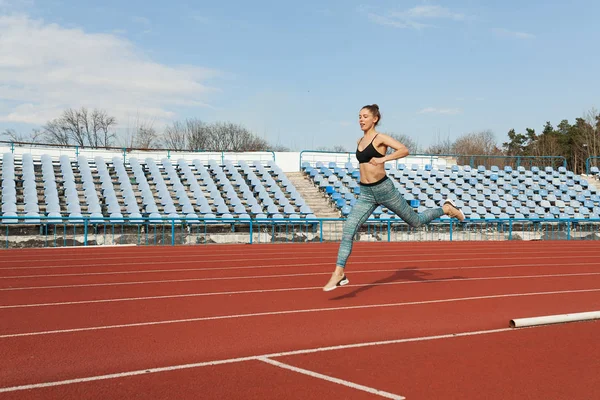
[
  {"xmin": 43, "ymin": 119, "xmax": 71, "ymax": 146},
  {"xmin": 452, "ymin": 130, "xmax": 502, "ymax": 167},
  {"xmin": 162, "ymin": 120, "xmax": 270, "ymax": 152},
  {"xmin": 425, "ymin": 136, "xmax": 454, "ymax": 155},
  {"xmin": 578, "ymin": 108, "xmax": 600, "ymax": 173},
  {"xmin": 163, "ymin": 119, "xmax": 212, "ymax": 151},
  {"xmin": 316, "ymin": 145, "xmax": 347, "ymax": 152},
  {"xmin": 452, "ymin": 130, "xmax": 500, "ymax": 155},
  {"xmin": 385, "ymin": 133, "xmax": 420, "ymax": 154},
  {"xmin": 1, "ymin": 128, "xmax": 43, "ymax": 144},
  {"xmin": 92, "ymin": 109, "xmax": 117, "ymax": 147},
  {"xmin": 135, "ymin": 125, "xmax": 160, "ymax": 149},
  {"xmin": 119, "ymin": 115, "xmax": 160, "ymax": 149},
  {"xmin": 206, "ymin": 122, "xmax": 269, "ymax": 151},
  {"xmin": 43, "ymin": 107, "xmax": 117, "ymax": 148},
  {"xmin": 186, "ymin": 119, "xmax": 210, "ymax": 151},
  {"xmin": 62, "ymin": 108, "xmax": 86, "ymax": 146},
  {"xmin": 163, "ymin": 121, "xmax": 188, "ymax": 150},
  {"xmin": 31, "ymin": 129, "xmax": 43, "ymax": 143}
]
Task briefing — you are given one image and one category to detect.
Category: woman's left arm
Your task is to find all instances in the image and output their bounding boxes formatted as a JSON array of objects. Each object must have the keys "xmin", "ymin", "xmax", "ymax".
[{"xmin": 369, "ymin": 134, "xmax": 410, "ymax": 165}]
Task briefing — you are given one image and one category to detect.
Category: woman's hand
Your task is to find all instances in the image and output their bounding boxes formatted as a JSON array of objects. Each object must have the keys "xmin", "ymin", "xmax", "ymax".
[{"xmin": 369, "ymin": 157, "xmax": 386, "ymax": 166}]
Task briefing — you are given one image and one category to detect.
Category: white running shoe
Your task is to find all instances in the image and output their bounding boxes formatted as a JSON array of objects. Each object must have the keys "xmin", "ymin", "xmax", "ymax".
[
  {"xmin": 323, "ymin": 274, "xmax": 350, "ymax": 292},
  {"xmin": 443, "ymin": 199, "xmax": 466, "ymax": 222}
]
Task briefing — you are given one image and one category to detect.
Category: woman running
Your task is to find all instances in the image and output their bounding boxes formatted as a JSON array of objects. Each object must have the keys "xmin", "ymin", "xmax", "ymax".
[{"xmin": 323, "ymin": 104, "xmax": 465, "ymax": 292}]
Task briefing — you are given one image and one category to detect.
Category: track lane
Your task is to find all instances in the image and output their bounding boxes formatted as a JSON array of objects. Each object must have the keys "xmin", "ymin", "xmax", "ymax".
[
  {"xmin": 1, "ymin": 241, "xmax": 600, "ymax": 396},
  {"xmin": 1, "ymin": 290, "xmax": 599, "ymax": 388},
  {"xmin": 1, "ymin": 241, "xmax": 599, "ymax": 271},
  {"xmin": 1, "ymin": 264, "xmax": 600, "ymax": 306},
  {"xmin": 275, "ymin": 321, "xmax": 600, "ymax": 400},
  {"xmin": 0, "ymin": 359, "xmax": 383, "ymax": 400},
  {"xmin": 2, "ymin": 254, "xmax": 600, "ymax": 287},
  {"xmin": 1, "ymin": 271, "xmax": 600, "ymax": 333}
]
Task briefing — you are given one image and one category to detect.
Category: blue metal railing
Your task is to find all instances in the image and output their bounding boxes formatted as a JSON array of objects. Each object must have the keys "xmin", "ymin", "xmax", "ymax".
[
  {"xmin": 586, "ymin": 157, "xmax": 600, "ymax": 175},
  {"xmin": 1, "ymin": 216, "xmax": 599, "ymax": 249},
  {"xmin": 299, "ymin": 150, "xmax": 568, "ymax": 170},
  {"xmin": 407, "ymin": 154, "xmax": 567, "ymax": 170},
  {"xmin": 299, "ymin": 150, "xmax": 355, "ymax": 170}
]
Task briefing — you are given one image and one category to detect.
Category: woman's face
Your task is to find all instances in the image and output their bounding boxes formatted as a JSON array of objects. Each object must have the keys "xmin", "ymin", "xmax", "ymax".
[{"xmin": 358, "ymin": 108, "xmax": 378, "ymax": 132}]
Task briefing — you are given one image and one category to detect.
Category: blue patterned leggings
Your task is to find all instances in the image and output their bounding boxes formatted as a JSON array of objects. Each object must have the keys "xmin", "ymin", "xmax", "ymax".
[{"xmin": 336, "ymin": 176, "xmax": 444, "ymax": 268}]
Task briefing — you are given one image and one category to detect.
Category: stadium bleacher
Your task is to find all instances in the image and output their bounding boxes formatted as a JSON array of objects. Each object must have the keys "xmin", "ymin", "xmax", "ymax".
[
  {"xmin": 1, "ymin": 153, "xmax": 17, "ymax": 223},
  {"xmin": 0, "ymin": 153, "xmax": 315, "ymax": 223},
  {"xmin": 2, "ymin": 150, "xmax": 600, "ymax": 225},
  {"xmin": 302, "ymin": 161, "xmax": 600, "ymax": 221}
]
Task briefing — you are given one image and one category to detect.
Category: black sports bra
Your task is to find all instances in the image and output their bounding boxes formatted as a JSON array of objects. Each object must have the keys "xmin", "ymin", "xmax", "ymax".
[{"xmin": 356, "ymin": 134, "xmax": 385, "ymax": 164}]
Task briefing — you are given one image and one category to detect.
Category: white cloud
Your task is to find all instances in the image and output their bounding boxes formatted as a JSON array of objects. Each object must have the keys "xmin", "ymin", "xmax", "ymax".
[
  {"xmin": 492, "ymin": 28, "xmax": 535, "ymax": 39},
  {"xmin": 0, "ymin": 0, "xmax": 32, "ymax": 11},
  {"xmin": 367, "ymin": 13, "xmax": 431, "ymax": 30},
  {"xmin": 418, "ymin": 107, "xmax": 462, "ymax": 115},
  {"xmin": 0, "ymin": 15, "xmax": 221, "ymax": 126},
  {"xmin": 364, "ymin": 4, "xmax": 467, "ymax": 30},
  {"xmin": 392, "ymin": 5, "xmax": 465, "ymax": 21}
]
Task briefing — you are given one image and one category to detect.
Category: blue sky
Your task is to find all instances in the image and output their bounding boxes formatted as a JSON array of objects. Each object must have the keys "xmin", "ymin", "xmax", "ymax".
[{"xmin": 1, "ymin": 0, "xmax": 599, "ymax": 151}]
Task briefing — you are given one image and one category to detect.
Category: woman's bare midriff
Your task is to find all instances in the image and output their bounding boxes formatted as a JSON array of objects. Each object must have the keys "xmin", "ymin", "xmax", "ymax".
[{"xmin": 359, "ymin": 163, "xmax": 387, "ymax": 184}]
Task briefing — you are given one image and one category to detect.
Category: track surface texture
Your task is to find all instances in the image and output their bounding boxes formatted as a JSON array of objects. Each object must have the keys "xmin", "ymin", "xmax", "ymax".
[{"xmin": 0, "ymin": 241, "xmax": 599, "ymax": 399}]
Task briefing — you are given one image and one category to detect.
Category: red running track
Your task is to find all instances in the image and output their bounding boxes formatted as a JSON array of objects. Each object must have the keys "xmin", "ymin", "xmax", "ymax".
[{"xmin": 0, "ymin": 241, "xmax": 599, "ymax": 399}]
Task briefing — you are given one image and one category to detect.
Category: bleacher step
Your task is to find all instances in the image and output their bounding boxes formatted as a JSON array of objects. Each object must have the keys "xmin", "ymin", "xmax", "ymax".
[{"xmin": 286, "ymin": 172, "xmax": 340, "ymax": 218}]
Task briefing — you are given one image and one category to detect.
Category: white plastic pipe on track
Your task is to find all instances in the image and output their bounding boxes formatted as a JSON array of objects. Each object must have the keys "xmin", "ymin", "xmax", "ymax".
[{"xmin": 509, "ymin": 311, "xmax": 600, "ymax": 328}]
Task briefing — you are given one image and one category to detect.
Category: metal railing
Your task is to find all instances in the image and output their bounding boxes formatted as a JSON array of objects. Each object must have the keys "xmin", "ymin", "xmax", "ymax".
[
  {"xmin": 299, "ymin": 150, "xmax": 567, "ymax": 171},
  {"xmin": 586, "ymin": 156, "xmax": 600, "ymax": 175},
  {"xmin": 1, "ymin": 141, "xmax": 276, "ymax": 164},
  {"xmin": 409, "ymin": 154, "xmax": 567, "ymax": 170},
  {"xmin": 1, "ymin": 216, "xmax": 599, "ymax": 249}
]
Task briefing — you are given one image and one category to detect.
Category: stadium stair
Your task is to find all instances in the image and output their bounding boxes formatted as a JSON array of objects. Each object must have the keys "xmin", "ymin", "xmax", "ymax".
[{"xmin": 285, "ymin": 171, "xmax": 341, "ymax": 218}]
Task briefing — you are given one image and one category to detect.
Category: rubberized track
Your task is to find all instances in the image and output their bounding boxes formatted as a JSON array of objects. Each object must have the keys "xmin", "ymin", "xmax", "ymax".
[{"xmin": 1, "ymin": 241, "xmax": 599, "ymax": 399}]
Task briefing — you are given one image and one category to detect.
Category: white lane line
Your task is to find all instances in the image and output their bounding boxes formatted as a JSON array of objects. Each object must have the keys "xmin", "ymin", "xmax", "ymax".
[
  {"xmin": 0, "ymin": 327, "xmax": 514, "ymax": 394},
  {"xmin": 0, "ymin": 263, "xmax": 322, "ymax": 279},
  {"xmin": 2, "ymin": 254, "xmax": 599, "ymax": 279},
  {"xmin": 2, "ymin": 262, "xmax": 600, "ymax": 291},
  {"xmin": 257, "ymin": 357, "xmax": 405, "ymax": 399},
  {"xmin": 1, "ymin": 288, "xmax": 598, "ymax": 339},
  {"xmin": 2, "ymin": 272, "xmax": 600, "ymax": 309},
  {"xmin": 2, "ymin": 250, "xmax": 599, "ymax": 272},
  {"xmin": 2, "ymin": 246, "xmax": 594, "ymax": 267}
]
